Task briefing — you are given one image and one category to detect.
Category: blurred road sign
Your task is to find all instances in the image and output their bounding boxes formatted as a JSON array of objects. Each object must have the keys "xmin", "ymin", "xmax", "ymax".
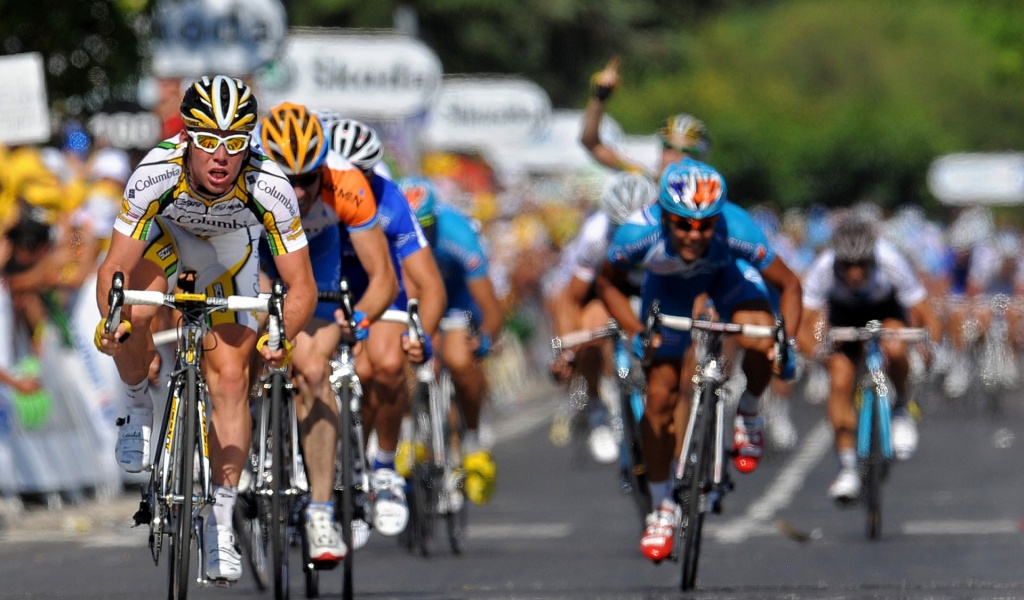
[
  {"xmin": 0, "ymin": 53, "xmax": 50, "ymax": 145},
  {"xmin": 927, "ymin": 152, "xmax": 1024, "ymax": 205},
  {"xmin": 151, "ymin": 0, "xmax": 287, "ymax": 77}
]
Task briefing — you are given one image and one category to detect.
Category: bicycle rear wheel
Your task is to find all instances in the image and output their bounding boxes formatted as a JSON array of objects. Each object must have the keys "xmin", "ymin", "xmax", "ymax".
[
  {"xmin": 168, "ymin": 369, "xmax": 198, "ymax": 600},
  {"xmin": 618, "ymin": 383, "xmax": 651, "ymax": 531},
  {"xmin": 268, "ymin": 371, "xmax": 291, "ymax": 600},
  {"xmin": 864, "ymin": 388, "xmax": 885, "ymax": 541},
  {"xmin": 233, "ymin": 487, "xmax": 269, "ymax": 591},
  {"xmin": 679, "ymin": 389, "xmax": 713, "ymax": 591}
]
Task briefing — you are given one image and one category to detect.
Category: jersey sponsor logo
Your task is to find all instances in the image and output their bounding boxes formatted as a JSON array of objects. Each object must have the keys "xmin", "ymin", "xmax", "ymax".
[
  {"xmin": 170, "ymin": 214, "xmax": 249, "ymax": 230},
  {"xmin": 209, "ymin": 198, "xmax": 246, "ymax": 216},
  {"xmin": 133, "ymin": 167, "xmax": 181, "ymax": 192},
  {"xmin": 128, "ymin": 189, "xmax": 135, "ymax": 199},
  {"xmin": 174, "ymin": 195, "xmax": 206, "ymax": 214},
  {"xmin": 255, "ymin": 178, "xmax": 297, "ymax": 214},
  {"xmin": 157, "ymin": 244, "xmax": 174, "ymax": 261}
]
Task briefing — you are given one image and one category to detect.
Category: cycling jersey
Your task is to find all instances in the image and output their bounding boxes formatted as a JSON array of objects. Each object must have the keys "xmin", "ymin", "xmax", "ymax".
[
  {"xmin": 606, "ymin": 203, "xmax": 770, "ymax": 358},
  {"xmin": 431, "ymin": 203, "xmax": 490, "ymax": 324},
  {"xmin": 116, "ymin": 135, "xmax": 308, "ymax": 329},
  {"xmin": 802, "ymin": 239, "xmax": 926, "ymax": 314},
  {"xmin": 340, "ymin": 173, "xmax": 430, "ymax": 310},
  {"xmin": 258, "ymin": 150, "xmax": 379, "ymax": 321}
]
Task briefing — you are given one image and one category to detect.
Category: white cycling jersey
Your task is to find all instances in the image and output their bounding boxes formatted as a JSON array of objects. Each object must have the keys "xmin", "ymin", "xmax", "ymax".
[
  {"xmin": 541, "ymin": 212, "xmax": 643, "ymax": 300},
  {"xmin": 803, "ymin": 238, "xmax": 926, "ymax": 311}
]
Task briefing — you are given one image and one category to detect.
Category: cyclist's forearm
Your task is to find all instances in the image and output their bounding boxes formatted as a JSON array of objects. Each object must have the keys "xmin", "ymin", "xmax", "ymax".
[{"xmin": 596, "ymin": 264, "xmax": 640, "ymax": 336}]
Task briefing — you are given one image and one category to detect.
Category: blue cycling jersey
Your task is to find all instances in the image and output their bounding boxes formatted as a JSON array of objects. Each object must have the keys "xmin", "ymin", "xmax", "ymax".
[
  {"xmin": 341, "ymin": 174, "xmax": 430, "ymax": 309},
  {"xmin": 607, "ymin": 203, "xmax": 770, "ymax": 358},
  {"xmin": 718, "ymin": 201, "xmax": 776, "ymax": 271},
  {"xmin": 432, "ymin": 203, "xmax": 489, "ymax": 323}
]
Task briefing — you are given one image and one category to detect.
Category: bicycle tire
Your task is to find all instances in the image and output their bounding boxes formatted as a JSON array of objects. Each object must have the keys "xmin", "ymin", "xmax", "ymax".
[
  {"xmin": 233, "ymin": 491, "xmax": 270, "ymax": 591},
  {"xmin": 409, "ymin": 380, "xmax": 437, "ymax": 556},
  {"xmin": 337, "ymin": 380, "xmax": 355, "ymax": 600},
  {"xmin": 680, "ymin": 388, "xmax": 713, "ymax": 591},
  {"xmin": 445, "ymin": 401, "xmax": 468, "ymax": 555},
  {"xmin": 618, "ymin": 383, "xmax": 651, "ymax": 531},
  {"xmin": 865, "ymin": 387, "xmax": 884, "ymax": 541},
  {"xmin": 168, "ymin": 368, "xmax": 198, "ymax": 600},
  {"xmin": 269, "ymin": 371, "xmax": 291, "ymax": 600}
]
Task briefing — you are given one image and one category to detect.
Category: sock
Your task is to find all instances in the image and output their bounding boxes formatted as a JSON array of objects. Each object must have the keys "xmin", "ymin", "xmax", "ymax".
[
  {"xmin": 838, "ymin": 448, "xmax": 857, "ymax": 470},
  {"xmin": 209, "ymin": 485, "xmax": 237, "ymax": 529},
  {"xmin": 306, "ymin": 500, "xmax": 334, "ymax": 519},
  {"xmin": 123, "ymin": 379, "xmax": 153, "ymax": 410},
  {"xmin": 737, "ymin": 391, "xmax": 759, "ymax": 415},
  {"xmin": 462, "ymin": 429, "xmax": 481, "ymax": 454},
  {"xmin": 648, "ymin": 479, "xmax": 672, "ymax": 509},
  {"xmin": 372, "ymin": 449, "xmax": 396, "ymax": 472}
]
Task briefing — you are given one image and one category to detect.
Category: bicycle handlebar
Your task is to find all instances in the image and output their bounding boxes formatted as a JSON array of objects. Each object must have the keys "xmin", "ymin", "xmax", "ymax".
[
  {"xmin": 828, "ymin": 324, "xmax": 929, "ymax": 343},
  {"xmin": 550, "ymin": 321, "xmax": 621, "ymax": 354}
]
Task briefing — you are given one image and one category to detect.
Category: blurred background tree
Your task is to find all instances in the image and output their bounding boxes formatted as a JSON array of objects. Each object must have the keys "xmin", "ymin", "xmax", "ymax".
[{"xmin": 3, "ymin": 0, "xmax": 1023, "ymax": 212}]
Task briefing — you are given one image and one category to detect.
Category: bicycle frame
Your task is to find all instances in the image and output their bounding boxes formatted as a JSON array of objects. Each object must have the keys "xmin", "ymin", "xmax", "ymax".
[
  {"xmin": 110, "ymin": 270, "xmax": 277, "ymax": 599},
  {"xmin": 829, "ymin": 320, "xmax": 928, "ymax": 540}
]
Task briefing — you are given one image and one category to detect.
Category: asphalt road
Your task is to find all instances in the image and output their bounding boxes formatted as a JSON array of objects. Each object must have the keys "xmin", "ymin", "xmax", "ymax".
[{"xmin": 1, "ymin": 379, "xmax": 1023, "ymax": 599}]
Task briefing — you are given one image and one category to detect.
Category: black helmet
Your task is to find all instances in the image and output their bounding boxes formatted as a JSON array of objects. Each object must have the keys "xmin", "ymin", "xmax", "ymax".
[{"xmin": 180, "ymin": 75, "xmax": 258, "ymax": 132}]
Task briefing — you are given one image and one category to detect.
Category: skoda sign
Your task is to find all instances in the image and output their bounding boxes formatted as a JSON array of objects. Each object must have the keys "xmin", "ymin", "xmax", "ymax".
[
  {"xmin": 151, "ymin": 0, "xmax": 287, "ymax": 77},
  {"xmin": 257, "ymin": 31, "xmax": 443, "ymax": 119},
  {"xmin": 422, "ymin": 77, "xmax": 551, "ymax": 151}
]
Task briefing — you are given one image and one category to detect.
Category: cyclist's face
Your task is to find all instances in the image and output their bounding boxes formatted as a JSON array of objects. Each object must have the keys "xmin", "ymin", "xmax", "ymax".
[
  {"xmin": 185, "ymin": 128, "xmax": 249, "ymax": 197},
  {"xmin": 662, "ymin": 213, "xmax": 717, "ymax": 262},
  {"xmin": 287, "ymin": 169, "xmax": 322, "ymax": 216},
  {"xmin": 835, "ymin": 259, "xmax": 873, "ymax": 289}
]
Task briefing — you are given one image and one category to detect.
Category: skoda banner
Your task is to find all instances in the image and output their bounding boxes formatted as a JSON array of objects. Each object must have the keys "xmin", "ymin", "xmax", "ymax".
[
  {"xmin": 257, "ymin": 30, "xmax": 443, "ymax": 120},
  {"xmin": 151, "ymin": 0, "xmax": 287, "ymax": 77},
  {"xmin": 421, "ymin": 76, "xmax": 551, "ymax": 151}
]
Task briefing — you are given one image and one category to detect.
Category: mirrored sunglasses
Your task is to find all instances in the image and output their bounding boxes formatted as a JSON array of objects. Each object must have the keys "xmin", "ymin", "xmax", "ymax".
[
  {"xmin": 187, "ymin": 130, "xmax": 250, "ymax": 155},
  {"xmin": 665, "ymin": 213, "xmax": 719, "ymax": 232}
]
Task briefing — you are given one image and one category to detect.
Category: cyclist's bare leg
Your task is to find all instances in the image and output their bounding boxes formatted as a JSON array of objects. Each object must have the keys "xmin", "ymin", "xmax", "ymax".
[
  {"xmin": 110, "ymin": 258, "xmax": 165, "ymax": 390},
  {"xmin": 642, "ymin": 359, "xmax": 682, "ymax": 483},
  {"xmin": 826, "ymin": 350, "xmax": 858, "ymax": 454},
  {"xmin": 204, "ymin": 323, "xmax": 258, "ymax": 488},
  {"xmin": 441, "ymin": 328, "xmax": 486, "ymax": 432},
  {"xmin": 732, "ymin": 304, "xmax": 776, "ymax": 397},
  {"xmin": 361, "ymin": 320, "xmax": 409, "ymax": 458},
  {"xmin": 292, "ymin": 318, "xmax": 342, "ymax": 504},
  {"xmin": 577, "ymin": 299, "xmax": 612, "ymax": 398},
  {"xmin": 880, "ymin": 317, "xmax": 911, "ymax": 398}
]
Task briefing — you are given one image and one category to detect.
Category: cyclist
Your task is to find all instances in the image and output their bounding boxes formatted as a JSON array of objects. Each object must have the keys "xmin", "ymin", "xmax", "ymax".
[
  {"xmin": 256, "ymin": 103, "xmax": 398, "ymax": 562},
  {"xmin": 597, "ymin": 158, "xmax": 778, "ymax": 562},
  {"xmin": 326, "ymin": 117, "xmax": 447, "ymax": 541},
  {"xmin": 93, "ymin": 76, "xmax": 318, "ymax": 582},
  {"xmin": 546, "ymin": 172, "xmax": 657, "ymax": 463},
  {"xmin": 580, "ymin": 56, "xmax": 711, "ymax": 177},
  {"xmin": 398, "ymin": 176, "xmax": 504, "ymax": 506},
  {"xmin": 796, "ymin": 212, "xmax": 941, "ymax": 503}
]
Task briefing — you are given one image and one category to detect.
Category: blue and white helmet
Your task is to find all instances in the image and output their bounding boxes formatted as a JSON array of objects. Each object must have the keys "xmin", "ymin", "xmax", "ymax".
[{"xmin": 658, "ymin": 158, "xmax": 727, "ymax": 220}]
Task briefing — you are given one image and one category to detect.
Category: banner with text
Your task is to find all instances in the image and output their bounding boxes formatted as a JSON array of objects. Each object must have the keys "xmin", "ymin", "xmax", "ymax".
[{"xmin": 0, "ymin": 53, "xmax": 50, "ymax": 145}]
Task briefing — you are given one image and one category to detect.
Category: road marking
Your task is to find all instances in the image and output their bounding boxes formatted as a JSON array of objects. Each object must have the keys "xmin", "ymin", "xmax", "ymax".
[
  {"xmin": 468, "ymin": 523, "xmax": 572, "ymax": 540},
  {"xmin": 902, "ymin": 519, "xmax": 1021, "ymax": 535},
  {"xmin": 713, "ymin": 420, "xmax": 833, "ymax": 543}
]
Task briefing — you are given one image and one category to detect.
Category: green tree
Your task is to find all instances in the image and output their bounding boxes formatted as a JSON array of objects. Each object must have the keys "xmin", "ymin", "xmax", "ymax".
[{"xmin": 0, "ymin": 0, "xmax": 149, "ymax": 120}]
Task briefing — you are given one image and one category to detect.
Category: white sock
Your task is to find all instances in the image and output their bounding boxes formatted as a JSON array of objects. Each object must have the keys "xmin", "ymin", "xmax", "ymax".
[
  {"xmin": 737, "ymin": 391, "xmax": 759, "ymax": 415},
  {"xmin": 123, "ymin": 379, "xmax": 153, "ymax": 411},
  {"xmin": 838, "ymin": 448, "xmax": 857, "ymax": 470},
  {"xmin": 462, "ymin": 429, "xmax": 481, "ymax": 454},
  {"xmin": 208, "ymin": 485, "xmax": 237, "ymax": 529},
  {"xmin": 648, "ymin": 479, "xmax": 672, "ymax": 509}
]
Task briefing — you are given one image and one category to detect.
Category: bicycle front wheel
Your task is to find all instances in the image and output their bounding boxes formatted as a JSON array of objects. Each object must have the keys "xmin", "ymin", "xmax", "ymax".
[
  {"xmin": 679, "ymin": 389, "xmax": 713, "ymax": 591},
  {"xmin": 864, "ymin": 388, "xmax": 885, "ymax": 541},
  {"xmin": 268, "ymin": 371, "xmax": 291, "ymax": 600},
  {"xmin": 336, "ymin": 379, "xmax": 355, "ymax": 600},
  {"xmin": 168, "ymin": 369, "xmax": 198, "ymax": 600},
  {"xmin": 408, "ymin": 380, "xmax": 438, "ymax": 556}
]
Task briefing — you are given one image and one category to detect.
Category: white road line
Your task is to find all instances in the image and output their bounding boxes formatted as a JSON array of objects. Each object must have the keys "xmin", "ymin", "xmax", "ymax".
[
  {"xmin": 468, "ymin": 523, "xmax": 572, "ymax": 540},
  {"xmin": 713, "ymin": 420, "xmax": 833, "ymax": 544},
  {"xmin": 902, "ymin": 519, "xmax": 1021, "ymax": 535}
]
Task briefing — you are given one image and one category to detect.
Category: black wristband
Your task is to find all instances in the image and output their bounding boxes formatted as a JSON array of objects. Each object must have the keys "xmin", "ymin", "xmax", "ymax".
[{"xmin": 593, "ymin": 84, "xmax": 614, "ymax": 102}]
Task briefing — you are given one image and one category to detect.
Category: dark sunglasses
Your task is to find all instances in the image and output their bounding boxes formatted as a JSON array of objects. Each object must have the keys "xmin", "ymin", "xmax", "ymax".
[
  {"xmin": 288, "ymin": 171, "xmax": 320, "ymax": 188},
  {"xmin": 664, "ymin": 212, "xmax": 719, "ymax": 232},
  {"xmin": 835, "ymin": 258, "xmax": 874, "ymax": 272}
]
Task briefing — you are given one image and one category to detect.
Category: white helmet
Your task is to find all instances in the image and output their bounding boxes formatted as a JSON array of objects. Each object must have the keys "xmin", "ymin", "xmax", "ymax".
[
  {"xmin": 327, "ymin": 118, "xmax": 383, "ymax": 172},
  {"xmin": 600, "ymin": 172, "xmax": 657, "ymax": 226}
]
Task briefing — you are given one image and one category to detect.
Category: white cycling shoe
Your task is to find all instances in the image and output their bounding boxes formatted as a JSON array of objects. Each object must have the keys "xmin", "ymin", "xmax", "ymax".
[
  {"xmin": 204, "ymin": 523, "xmax": 242, "ymax": 582},
  {"xmin": 828, "ymin": 467, "xmax": 861, "ymax": 503},
  {"xmin": 371, "ymin": 469, "xmax": 409, "ymax": 537},
  {"xmin": 891, "ymin": 412, "xmax": 919, "ymax": 461},
  {"xmin": 115, "ymin": 406, "xmax": 153, "ymax": 473}
]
